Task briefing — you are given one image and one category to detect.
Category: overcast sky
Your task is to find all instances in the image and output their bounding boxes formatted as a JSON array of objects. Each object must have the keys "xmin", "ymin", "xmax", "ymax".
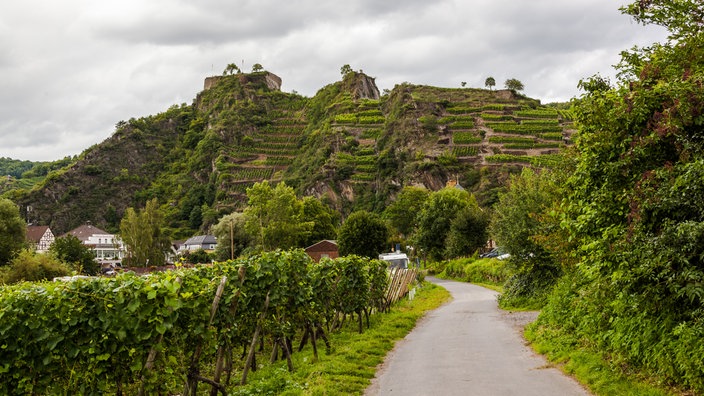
[{"xmin": 0, "ymin": 0, "xmax": 668, "ymax": 162}]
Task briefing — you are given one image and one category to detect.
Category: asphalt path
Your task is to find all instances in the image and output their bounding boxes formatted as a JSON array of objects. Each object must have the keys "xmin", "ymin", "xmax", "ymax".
[{"xmin": 364, "ymin": 277, "xmax": 590, "ymax": 396}]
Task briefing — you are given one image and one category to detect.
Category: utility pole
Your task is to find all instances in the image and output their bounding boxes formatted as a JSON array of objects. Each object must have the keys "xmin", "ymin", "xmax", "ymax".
[{"xmin": 230, "ymin": 220, "xmax": 234, "ymax": 261}]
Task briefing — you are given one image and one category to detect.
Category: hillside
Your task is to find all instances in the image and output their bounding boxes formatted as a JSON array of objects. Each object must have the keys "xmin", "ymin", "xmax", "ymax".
[{"xmin": 10, "ymin": 70, "xmax": 574, "ymax": 237}]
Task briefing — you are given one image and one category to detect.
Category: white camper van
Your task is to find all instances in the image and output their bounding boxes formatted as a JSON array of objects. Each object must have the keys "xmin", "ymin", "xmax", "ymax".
[{"xmin": 379, "ymin": 252, "xmax": 409, "ymax": 269}]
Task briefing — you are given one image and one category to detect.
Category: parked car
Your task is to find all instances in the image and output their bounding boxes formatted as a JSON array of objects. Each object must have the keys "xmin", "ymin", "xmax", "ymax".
[{"xmin": 480, "ymin": 247, "xmax": 510, "ymax": 260}]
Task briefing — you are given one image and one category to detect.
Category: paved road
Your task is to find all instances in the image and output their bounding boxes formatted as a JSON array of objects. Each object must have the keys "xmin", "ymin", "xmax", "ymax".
[{"xmin": 364, "ymin": 277, "xmax": 590, "ymax": 396}]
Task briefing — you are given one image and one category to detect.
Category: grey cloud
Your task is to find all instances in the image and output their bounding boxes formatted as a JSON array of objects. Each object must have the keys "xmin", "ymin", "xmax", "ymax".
[{"xmin": 0, "ymin": 0, "xmax": 671, "ymax": 161}]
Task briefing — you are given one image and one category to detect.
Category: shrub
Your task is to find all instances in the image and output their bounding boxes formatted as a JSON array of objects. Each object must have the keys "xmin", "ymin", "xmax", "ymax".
[{"xmin": 3, "ymin": 250, "xmax": 71, "ymax": 284}]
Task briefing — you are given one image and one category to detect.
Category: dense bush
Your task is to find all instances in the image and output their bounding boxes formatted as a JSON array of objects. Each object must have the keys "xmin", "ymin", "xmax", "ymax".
[
  {"xmin": 2, "ymin": 250, "xmax": 71, "ymax": 284},
  {"xmin": 439, "ymin": 257, "xmax": 510, "ymax": 285},
  {"xmin": 531, "ymin": 2, "xmax": 704, "ymax": 392}
]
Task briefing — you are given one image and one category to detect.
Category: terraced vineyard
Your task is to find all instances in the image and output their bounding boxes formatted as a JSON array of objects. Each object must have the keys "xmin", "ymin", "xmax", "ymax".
[{"xmin": 433, "ymin": 97, "xmax": 574, "ymax": 167}]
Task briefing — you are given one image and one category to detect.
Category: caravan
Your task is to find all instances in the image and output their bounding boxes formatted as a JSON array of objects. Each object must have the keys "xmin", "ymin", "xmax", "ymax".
[{"xmin": 378, "ymin": 252, "xmax": 409, "ymax": 269}]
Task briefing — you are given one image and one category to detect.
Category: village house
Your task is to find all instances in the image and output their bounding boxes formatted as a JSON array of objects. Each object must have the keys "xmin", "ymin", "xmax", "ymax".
[
  {"xmin": 63, "ymin": 222, "xmax": 125, "ymax": 263},
  {"xmin": 179, "ymin": 235, "xmax": 217, "ymax": 254},
  {"xmin": 26, "ymin": 225, "xmax": 55, "ymax": 254},
  {"xmin": 304, "ymin": 240, "xmax": 339, "ymax": 262}
]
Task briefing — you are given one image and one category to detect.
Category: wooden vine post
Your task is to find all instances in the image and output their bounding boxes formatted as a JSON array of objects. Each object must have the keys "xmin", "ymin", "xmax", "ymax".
[
  {"xmin": 209, "ymin": 265, "xmax": 245, "ymax": 396},
  {"xmin": 183, "ymin": 276, "xmax": 228, "ymax": 396},
  {"xmin": 138, "ymin": 277, "xmax": 183, "ymax": 396},
  {"xmin": 241, "ymin": 290, "xmax": 271, "ymax": 385}
]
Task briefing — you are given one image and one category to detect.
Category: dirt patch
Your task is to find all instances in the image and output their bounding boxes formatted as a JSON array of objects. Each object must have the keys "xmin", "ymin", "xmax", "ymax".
[{"xmin": 501, "ymin": 310, "xmax": 540, "ymax": 332}]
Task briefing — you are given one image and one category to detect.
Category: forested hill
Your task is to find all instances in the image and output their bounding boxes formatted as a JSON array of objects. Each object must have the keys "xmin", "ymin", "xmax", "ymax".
[{"xmin": 10, "ymin": 70, "xmax": 574, "ymax": 237}]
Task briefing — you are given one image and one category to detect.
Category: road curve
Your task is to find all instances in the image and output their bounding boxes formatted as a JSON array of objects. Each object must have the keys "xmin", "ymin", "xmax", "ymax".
[{"xmin": 364, "ymin": 277, "xmax": 590, "ymax": 396}]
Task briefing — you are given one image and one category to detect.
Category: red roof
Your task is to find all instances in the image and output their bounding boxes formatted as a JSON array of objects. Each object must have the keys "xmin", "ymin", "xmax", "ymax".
[
  {"xmin": 26, "ymin": 225, "xmax": 51, "ymax": 243},
  {"xmin": 304, "ymin": 240, "xmax": 338, "ymax": 253}
]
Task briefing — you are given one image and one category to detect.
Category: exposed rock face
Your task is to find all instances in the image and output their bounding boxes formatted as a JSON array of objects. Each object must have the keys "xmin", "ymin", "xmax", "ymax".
[{"xmin": 343, "ymin": 71, "xmax": 380, "ymax": 100}]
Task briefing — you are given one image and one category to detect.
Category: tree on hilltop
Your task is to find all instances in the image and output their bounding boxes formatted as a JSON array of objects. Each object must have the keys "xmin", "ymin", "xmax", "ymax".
[
  {"xmin": 340, "ymin": 64, "xmax": 353, "ymax": 77},
  {"xmin": 252, "ymin": 63, "xmax": 263, "ymax": 73},
  {"xmin": 485, "ymin": 77, "xmax": 496, "ymax": 90},
  {"xmin": 504, "ymin": 78, "xmax": 524, "ymax": 91},
  {"xmin": 223, "ymin": 63, "xmax": 240, "ymax": 75}
]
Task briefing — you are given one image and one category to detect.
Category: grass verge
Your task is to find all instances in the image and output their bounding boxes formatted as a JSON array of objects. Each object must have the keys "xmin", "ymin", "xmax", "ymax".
[
  {"xmin": 525, "ymin": 323, "xmax": 678, "ymax": 396},
  {"xmin": 228, "ymin": 281, "xmax": 450, "ymax": 395}
]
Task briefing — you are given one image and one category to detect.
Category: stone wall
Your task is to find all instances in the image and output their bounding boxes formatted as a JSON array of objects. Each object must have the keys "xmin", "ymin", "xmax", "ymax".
[{"xmin": 203, "ymin": 72, "xmax": 282, "ymax": 92}]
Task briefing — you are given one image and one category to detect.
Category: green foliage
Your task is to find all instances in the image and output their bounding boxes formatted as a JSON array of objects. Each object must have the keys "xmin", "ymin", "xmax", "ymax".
[
  {"xmin": 446, "ymin": 106, "xmax": 481, "ymax": 114},
  {"xmin": 452, "ymin": 146, "xmax": 479, "ymax": 156},
  {"xmin": 415, "ymin": 187, "xmax": 484, "ymax": 260},
  {"xmin": 223, "ymin": 63, "xmax": 240, "ymax": 75},
  {"xmin": 212, "ymin": 212, "xmax": 255, "ymax": 260},
  {"xmin": 515, "ymin": 109, "xmax": 558, "ymax": 118},
  {"xmin": 484, "ymin": 76, "xmax": 496, "ymax": 90},
  {"xmin": 338, "ymin": 211, "xmax": 390, "ymax": 259},
  {"xmin": 439, "ymin": 257, "xmax": 510, "ymax": 286},
  {"xmin": 0, "ymin": 250, "xmax": 398, "ymax": 394},
  {"xmin": 0, "ymin": 157, "xmax": 36, "ymax": 178},
  {"xmin": 418, "ymin": 115, "xmax": 438, "ymax": 132},
  {"xmin": 490, "ymin": 168, "xmax": 565, "ymax": 308},
  {"xmin": 445, "ymin": 205, "xmax": 490, "ymax": 258},
  {"xmin": 486, "ymin": 122, "xmax": 563, "ymax": 134},
  {"xmin": 531, "ymin": 2, "xmax": 704, "ymax": 392},
  {"xmin": 340, "ymin": 64, "xmax": 353, "ymax": 76},
  {"xmin": 49, "ymin": 235, "xmax": 99, "ymax": 275},
  {"xmin": 300, "ymin": 196, "xmax": 338, "ymax": 247},
  {"xmin": 244, "ymin": 181, "xmax": 313, "ymax": 250},
  {"xmin": 452, "ymin": 132, "xmax": 482, "ymax": 144},
  {"xmin": 2, "ymin": 250, "xmax": 70, "ymax": 284},
  {"xmin": 183, "ymin": 248, "xmax": 212, "ymax": 264},
  {"xmin": 504, "ymin": 78, "xmax": 524, "ymax": 91},
  {"xmin": 119, "ymin": 198, "xmax": 170, "ymax": 267},
  {"xmin": 0, "ymin": 198, "xmax": 26, "ymax": 266},
  {"xmin": 383, "ymin": 186, "xmax": 430, "ymax": 238}
]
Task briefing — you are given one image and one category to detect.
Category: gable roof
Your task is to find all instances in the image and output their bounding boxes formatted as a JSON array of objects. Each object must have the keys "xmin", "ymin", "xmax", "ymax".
[
  {"xmin": 26, "ymin": 225, "xmax": 51, "ymax": 243},
  {"xmin": 183, "ymin": 235, "xmax": 217, "ymax": 246},
  {"xmin": 305, "ymin": 240, "xmax": 338, "ymax": 252},
  {"xmin": 63, "ymin": 223, "xmax": 110, "ymax": 242}
]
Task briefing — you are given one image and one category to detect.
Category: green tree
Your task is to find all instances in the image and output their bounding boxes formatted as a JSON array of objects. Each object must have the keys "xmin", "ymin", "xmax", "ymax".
[
  {"xmin": 340, "ymin": 64, "xmax": 353, "ymax": 76},
  {"xmin": 0, "ymin": 198, "xmax": 26, "ymax": 266},
  {"xmin": 383, "ymin": 186, "xmax": 430, "ymax": 238},
  {"xmin": 338, "ymin": 211, "xmax": 390, "ymax": 259},
  {"xmin": 223, "ymin": 63, "xmax": 240, "ymax": 75},
  {"xmin": 504, "ymin": 78, "xmax": 524, "ymax": 91},
  {"xmin": 49, "ymin": 234, "xmax": 99, "ymax": 275},
  {"xmin": 244, "ymin": 181, "xmax": 313, "ymax": 250},
  {"xmin": 119, "ymin": 198, "xmax": 170, "ymax": 267},
  {"xmin": 252, "ymin": 63, "xmax": 263, "ymax": 72},
  {"xmin": 300, "ymin": 196, "xmax": 338, "ymax": 247},
  {"xmin": 484, "ymin": 76, "xmax": 496, "ymax": 90},
  {"xmin": 489, "ymin": 168, "xmax": 565, "ymax": 306},
  {"xmin": 212, "ymin": 212, "xmax": 254, "ymax": 260},
  {"xmin": 445, "ymin": 205, "xmax": 490, "ymax": 258},
  {"xmin": 414, "ymin": 187, "xmax": 479, "ymax": 260}
]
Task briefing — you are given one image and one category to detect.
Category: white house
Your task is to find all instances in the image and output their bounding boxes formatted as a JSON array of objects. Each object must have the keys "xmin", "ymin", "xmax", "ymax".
[
  {"xmin": 179, "ymin": 235, "xmax": 217, "ymax": 254},
  {"xmin": 63, "ymin": 223, "xmax": 125, "ymax": 263}
]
